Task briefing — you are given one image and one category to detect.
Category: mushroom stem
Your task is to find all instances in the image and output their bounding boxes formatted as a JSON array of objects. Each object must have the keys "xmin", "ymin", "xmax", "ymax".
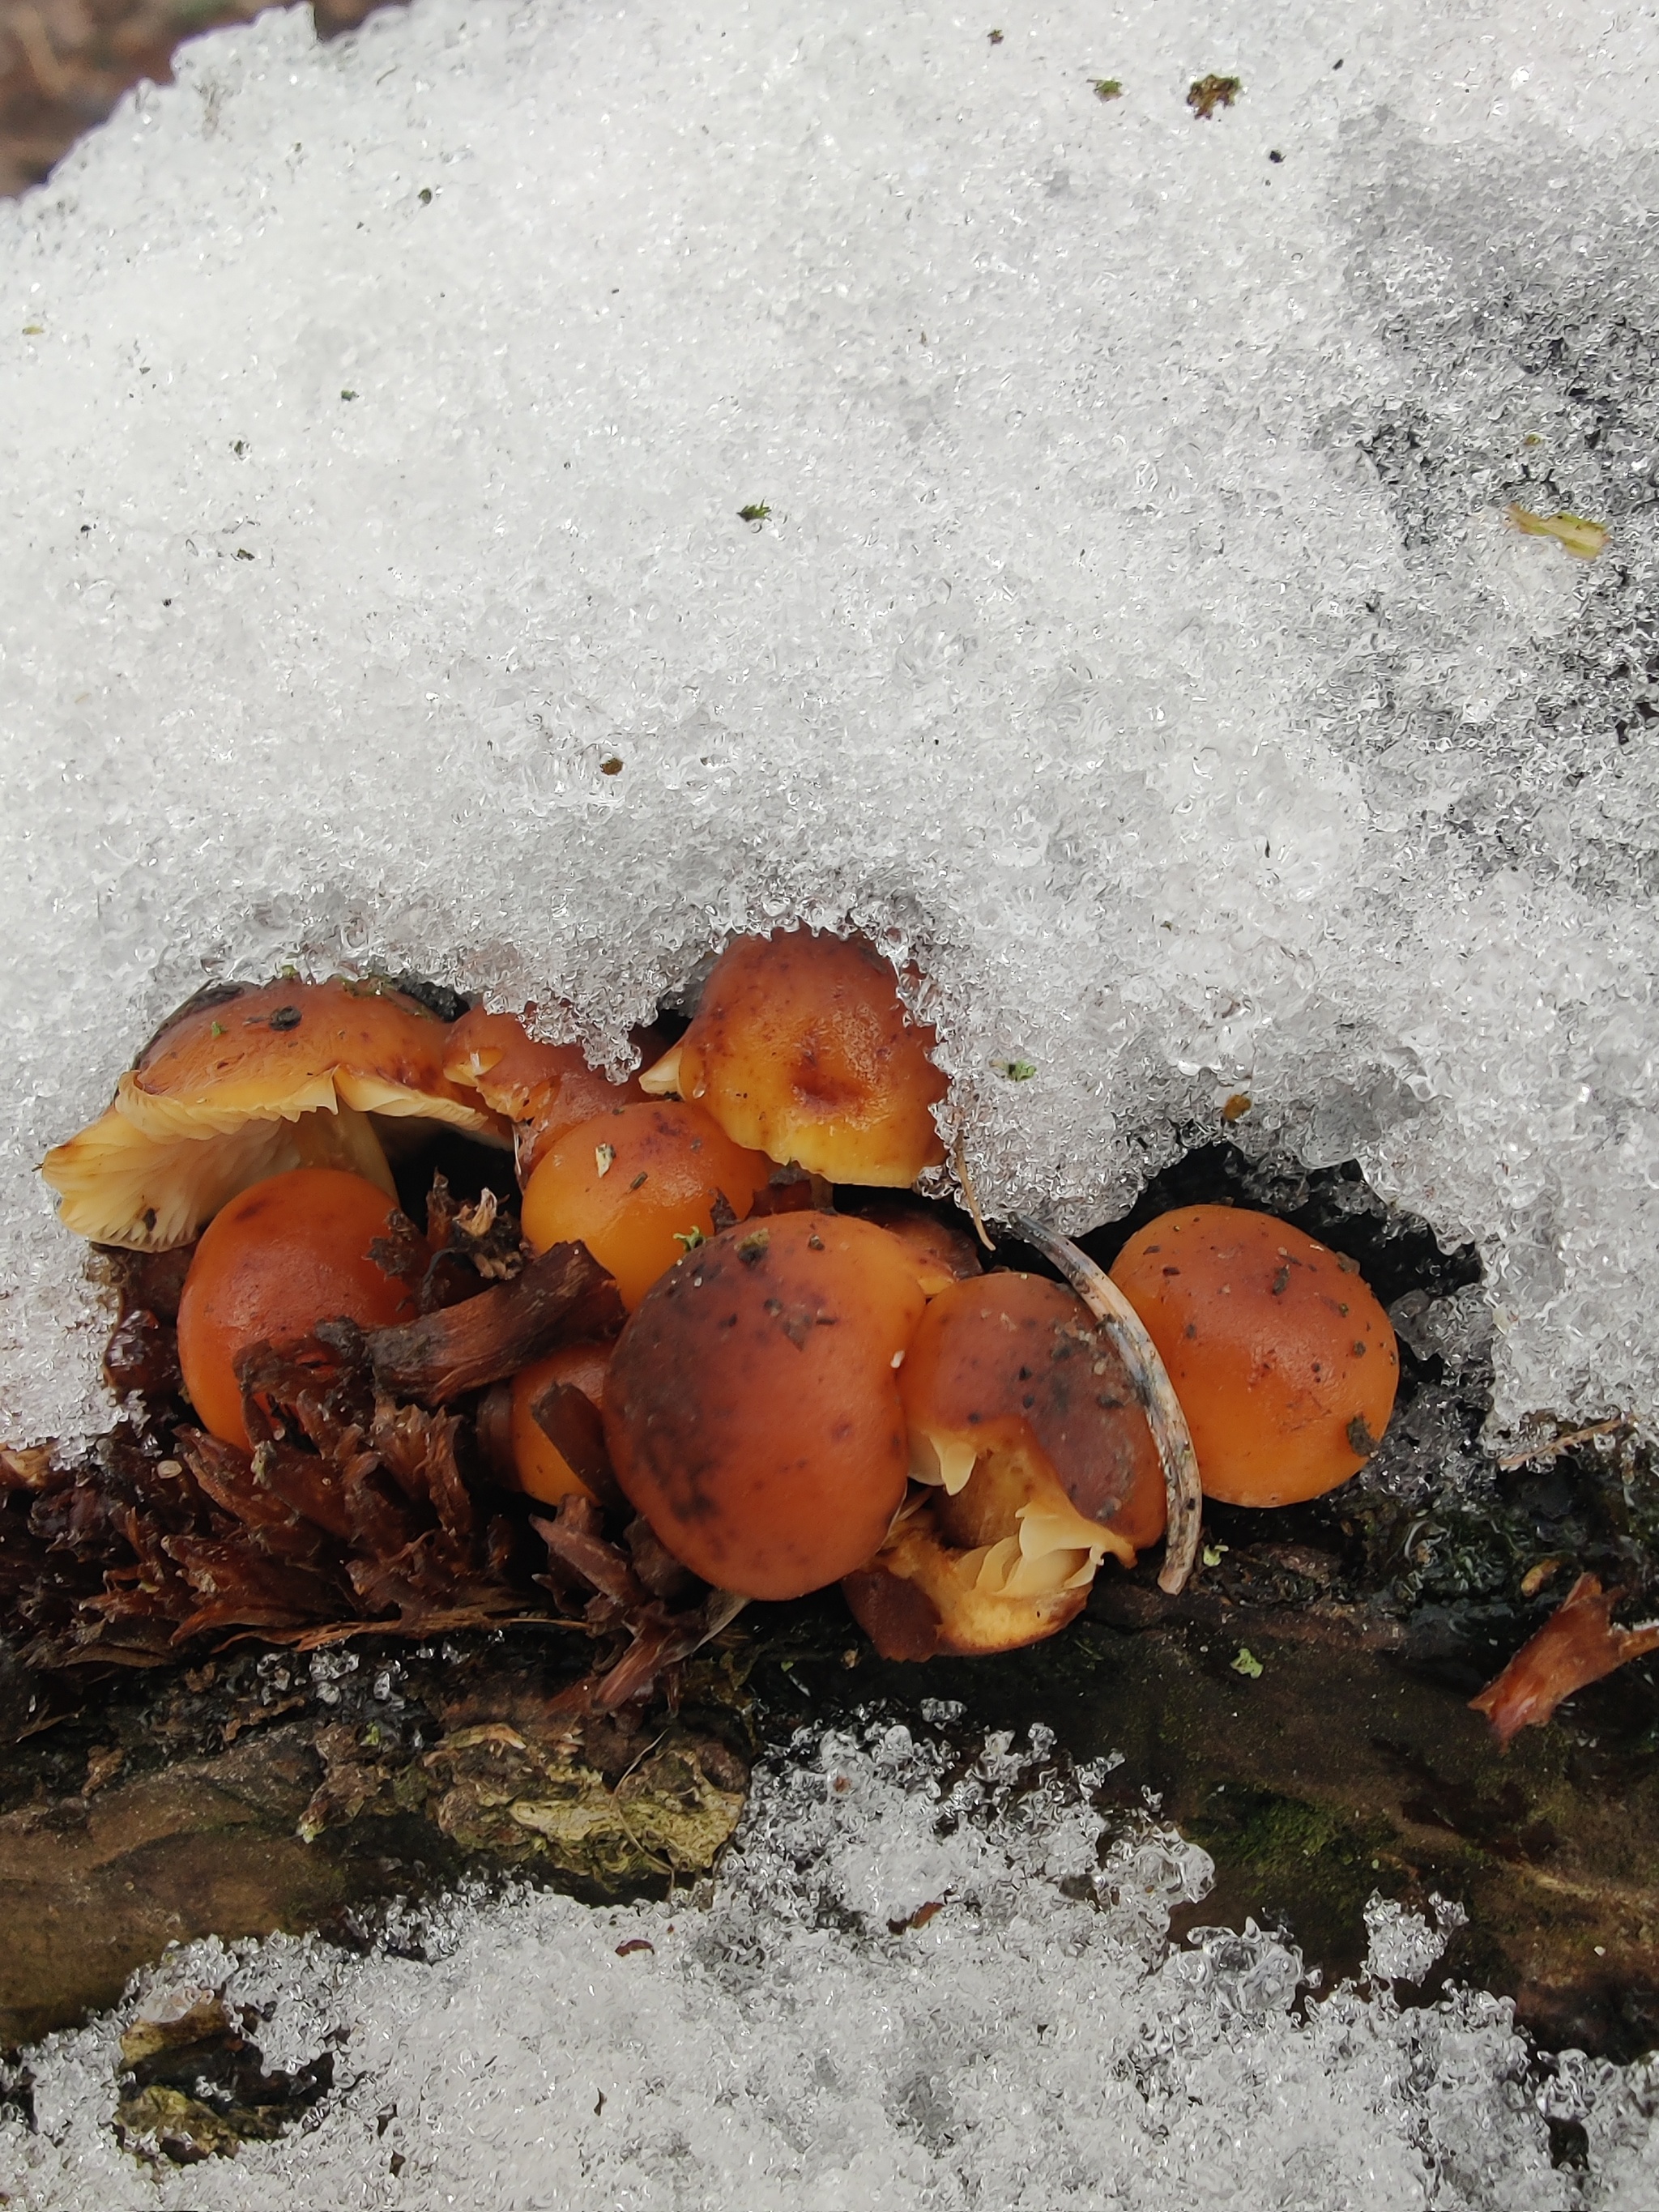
[{"xmin": 1011, "ymin": 1215, "xmax": 1201, "ymax": 1595}]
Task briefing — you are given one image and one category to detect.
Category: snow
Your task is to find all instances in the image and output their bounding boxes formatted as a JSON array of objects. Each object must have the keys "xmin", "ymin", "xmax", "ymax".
[
  {"xmin": 2, "ymin": 0, "xmax": 1657, "ymax": 1451},
  {"xmin": 6, "ymin": 1720, "xmax": 1657, "ymax": 2210}
]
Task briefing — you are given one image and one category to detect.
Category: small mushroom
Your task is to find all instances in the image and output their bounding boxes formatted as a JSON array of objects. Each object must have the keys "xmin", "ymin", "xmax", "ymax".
[
  {"xmin": 838, "ymin": 1194, "xmax": 983, "ymax": 1297},
  {"xmin": 504, "ymin": 1338, "xmax": 616, "ymax": 1507},
  {"xmin": 44, "ymin": 978, "xmax": 506, "ymax": 1252},
  {"xmin": 1108, "ymin": 1204, "xmax": 1399, "ymax": 1507},
  {"xmin": 640, "ymin": 930, "xmax": 948, "ymax": 1186},
  {"xmin": 603, "ymin": 1210, "xmax": 928, "ymax": 1598},
  {"xmin": 176, "ymin": 1166, "xmax": 425, "ymax": 1448},
  {"xmin": 520, "ymin": 1101, "xmax": 773, "ymax": 1311},
  {"xmin": 441, "ymin": 1008, "xmax": 651, "ymax": 1183},
  {"xmin": 842, "ymin": 1272, "xmax": 1164, "ymax": 1660}
]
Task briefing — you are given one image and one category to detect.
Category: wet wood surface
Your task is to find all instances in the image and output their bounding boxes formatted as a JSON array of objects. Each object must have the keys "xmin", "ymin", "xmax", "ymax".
[{"xmin": 4, "ymin": 1580, "xmax": 1656, "ymax": 2061}]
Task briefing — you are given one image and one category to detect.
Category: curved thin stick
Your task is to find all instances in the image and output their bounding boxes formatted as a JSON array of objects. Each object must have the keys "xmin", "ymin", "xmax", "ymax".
[
  {"xmin": 1013, "ymin": 1215, "xmax": 1202, "ymax": 1595},
  {"xmin": 949, "ymin": 1136, "xmax": 996, "ymax": 1252}
]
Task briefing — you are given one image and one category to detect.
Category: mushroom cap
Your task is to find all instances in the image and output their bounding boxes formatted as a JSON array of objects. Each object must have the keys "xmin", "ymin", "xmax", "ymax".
[
  {"xmin": 124, "ymin": 978, "xmax": 500, "ymax": 1138},
  {"xmin": 519, "ymin": 1101, "xmax": 773, "ymax": 1311},
  {"xmin": 1109, "ymin": 1204, "xmax": 1399, "ymax": 1507},
  {"xmin": 176, "ymin": 1166, "xmax": 424, "ymax": 1448},
  {"xmin": 43, "ymin": 978, "xmax": 506, "ymax": 1252},
  {"xmin": 839, "ymin": 1195, "xmax": 983, "ymax": 1298},
  {"xmin": 843, "ymin": 1272, "xmax": 1162, "ymax": 1660},
  {"xmin": 603, "ymin": 1210, "xmax": 927, "ymax": 1599},
  {"xmin": 442, "ymin": 1008, "xmax": 648, "ymax": 1181},
  {"xmin": 902, "ymin": 1272, "xmax": 1166, "ymax": 1553},
  {"xmin": 641, "ymin": 930, "xmax": 947, "ymax": 1186},
  {"xmin": 509, "ymin": 1338, "xmax": 614, "ymax": 1507}
]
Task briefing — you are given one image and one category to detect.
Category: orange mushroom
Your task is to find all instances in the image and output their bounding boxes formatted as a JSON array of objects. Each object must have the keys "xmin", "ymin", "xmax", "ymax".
[
  {"xmin": 176, "ymin": 1166, "xmax": 425, "ymax": 1448},
  {"xmin": 44, "ymin": 978, "xmax": 506, "ymax": 1252},
  {"xmin": 519, "ymin": 1101, "xmax": 772, "ymax": 1311},
  {"xmin": 505, "ymin": 1338, "xmax": 615, "ymax": 1507},
  {"xmin": 603, "ymin": 1211, "xmax": 927, "ymax": 1598},
  {"xmin": 640, "ymin": 930, "xmax": 948, "ymax": 1186},
  {"xmin": 1109, "ymin": 1204, "xmax": 1398, "ymax": 1507},
  {"xmin": 441, "ymin": 1008, "xmax": 650, "ymax": 1183},
  {"xmin": 839, "ymin": 1195, "xmax": 983, "ymax": 1298},
  {"xmin": 842, "ymin": 1272, "xmax": 1164, "ymax": 1659}
]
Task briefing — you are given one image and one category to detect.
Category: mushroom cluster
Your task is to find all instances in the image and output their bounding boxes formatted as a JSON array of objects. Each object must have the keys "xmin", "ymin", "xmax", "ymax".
[{"xmin": 40, "ymin": 928, "xmax": 1401, "ymax": 1669}]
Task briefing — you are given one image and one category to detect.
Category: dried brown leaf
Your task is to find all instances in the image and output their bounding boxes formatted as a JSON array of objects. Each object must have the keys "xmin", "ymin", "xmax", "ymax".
[{"xmin": 1471, "ymin": 1573, "xmax": 1659, "ymax": 1747}]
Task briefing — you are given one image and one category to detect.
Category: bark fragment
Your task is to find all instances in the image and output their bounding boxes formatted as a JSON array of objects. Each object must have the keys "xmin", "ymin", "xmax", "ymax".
[
  {"xmin": 1470, "ymin": 1573, "xmax": 1659, "ymax": 1748},
  {"xmin": 360, "ymin": 1241, "xmax": 622, "ymax": 1403}
]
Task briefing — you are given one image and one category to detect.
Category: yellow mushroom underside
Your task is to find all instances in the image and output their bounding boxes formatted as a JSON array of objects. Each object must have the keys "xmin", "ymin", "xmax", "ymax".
[
  {"xmin": 42, "ymin": 1102, "xmax": 396, "ymax": 1251},
  {"xmin": 44, "ymin": 1072, "xmax": 504, "ymax": 1253},
  {"xmin": 907, "ymin": 1435, "xmax": 1137, "ymax": 1598}
]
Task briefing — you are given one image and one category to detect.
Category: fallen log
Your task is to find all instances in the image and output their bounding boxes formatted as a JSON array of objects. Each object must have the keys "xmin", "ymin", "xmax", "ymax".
[
  {"xmin": 0, "ymin": 1631, "xmax": 748, "ymax": 2048},
  {"xmin": 4, "ymin": 1562, "xmax": 1657, "ymax": 2061}
]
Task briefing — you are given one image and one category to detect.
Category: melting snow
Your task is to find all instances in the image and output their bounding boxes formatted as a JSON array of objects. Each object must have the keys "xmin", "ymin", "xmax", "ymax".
[{"xmin": 6, "ymin": 1722, "xmax": 1658, "ymax": 2209}]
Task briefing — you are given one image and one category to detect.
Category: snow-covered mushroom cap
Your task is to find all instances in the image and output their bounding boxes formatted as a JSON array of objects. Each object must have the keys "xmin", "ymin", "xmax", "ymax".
[{"xmin": 42, "ymin": 978, "xmax": 507, "ymax": 1252}]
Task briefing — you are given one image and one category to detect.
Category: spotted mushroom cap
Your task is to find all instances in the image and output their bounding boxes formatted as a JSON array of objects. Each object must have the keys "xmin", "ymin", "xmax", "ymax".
[
  {"xmin": 441, "ymin": 1007, "xmax": 650, "ymax": 1181},
  {"xmin": 843, "ymin": 1272, "xmax": 1165, "ymax": 1661},
  {"xmin": 42, "ymin": 978, "xmax": 507, "ymax": 1252},
  {"xmin": 1109, "ymin": 1205, "xmax": 1399, "ymax": 1507},
  {"xmin": 603, "ymin": 1209, "xmax": 928, "ymax": 1599}
]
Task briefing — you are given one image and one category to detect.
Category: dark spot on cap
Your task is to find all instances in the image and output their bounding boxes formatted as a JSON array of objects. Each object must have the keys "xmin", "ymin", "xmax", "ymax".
[
  {"xmin": 1271, "ymin": 1265, "xmax": 1290, "ymax": 1296},
  {"xmin": 1346, "ymin": 1414, "xmax": 1377, "ymax": 1455},
  {"xmin": 1183, "ymin": 1322, "xmax": 1197, "ymax": 1340},
  {"xmin": 1162, "ymin": 1265, "xmax": 1180, "ymax": 1276},
  {"xmin": 1352, "ymin": 1340, "xmax": 1367, "ymax": 1357},
  {"xmin": 268, "ymin": 1005, "xmax": 301, "ymax": 1031},
  {"xmin": 737, "ymin": 1230, "xmax": 770, "ymax": 1266}
]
